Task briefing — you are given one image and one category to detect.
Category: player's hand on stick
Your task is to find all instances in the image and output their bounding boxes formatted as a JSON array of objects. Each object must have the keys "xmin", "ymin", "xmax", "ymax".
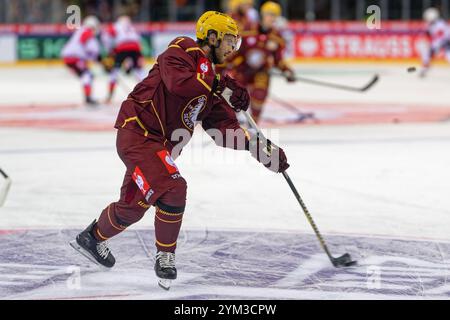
[
  {"xmin": 249, "ymin": 135, "xmax": 290, "ymax": 173},
  {"xmin": 215, "ymin": 75, "xmax": 250, "ymax": 112}
]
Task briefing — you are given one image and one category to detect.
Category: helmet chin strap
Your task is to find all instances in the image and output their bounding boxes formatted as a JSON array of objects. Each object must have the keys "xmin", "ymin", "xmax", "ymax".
[
  {"xmin": 204, "ymin": 31, "xmax": 222, "ymax": 64},
  {"xmin": 209, "ymin": 40, "xmax": 221, "ymax": 65}
]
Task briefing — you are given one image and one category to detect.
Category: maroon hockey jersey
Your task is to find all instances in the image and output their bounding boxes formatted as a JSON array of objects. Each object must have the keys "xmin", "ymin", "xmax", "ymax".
[
  {"xmin": 230, "ymin": 24, "xmax": 290, "ymax": 77},
  {"xmin": 115, "ymin": 37, "xmax": 248, "ymax": 154}
]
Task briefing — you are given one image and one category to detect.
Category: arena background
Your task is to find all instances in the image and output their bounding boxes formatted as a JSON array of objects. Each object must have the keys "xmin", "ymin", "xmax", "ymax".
[
  {"xmin": 1, "ymin": 0, "xmax": 450, "ymax": 300},
  {"xmin": 0, "ymin": 0, "xmax": 449, "ymax": 64}
]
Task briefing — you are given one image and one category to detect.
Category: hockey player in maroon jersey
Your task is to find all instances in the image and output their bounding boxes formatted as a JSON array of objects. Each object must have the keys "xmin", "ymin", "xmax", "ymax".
[
  {"xmin": 228, "ymin": 0, "xmax": 259, "ymax": 32},
  {"xmin": 420, "ymin": 7, "xmax": 450, "ymax": 78},
  {"xmin": 214, "ymin": 0, "xmax": 258, "ymax": 74},
  {"xmin": 70, "ymin": 11, "xmax": 290, "ymax": 290},
  {"xmin": 61, "ymin": 16, "xmax": 101, "ymax": 106},
  {"xmin": 226, "ymin": 1, "xmax": 295, "ymax": 123}
]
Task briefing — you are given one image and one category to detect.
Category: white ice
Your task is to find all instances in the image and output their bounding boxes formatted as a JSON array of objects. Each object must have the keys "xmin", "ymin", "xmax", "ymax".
[{"xmin": 0, "ymin": 62, "xmax": 450, "ymax": 300}]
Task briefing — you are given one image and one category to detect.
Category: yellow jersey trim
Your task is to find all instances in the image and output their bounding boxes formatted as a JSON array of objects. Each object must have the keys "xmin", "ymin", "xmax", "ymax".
[
  {"xmin": 196, "ymin": 73, "xmax": 212, "ymax": 91},
  {"xmin": 150, "ymin": 100, "xmax": 166, "ymax": 137},
  {"xmin": 121, "ymin": 116, "xmax": 149, "ymax": 137},
  {"xmin": 155, "ymin": 239, "xmax": 177, "ymax": 248}
]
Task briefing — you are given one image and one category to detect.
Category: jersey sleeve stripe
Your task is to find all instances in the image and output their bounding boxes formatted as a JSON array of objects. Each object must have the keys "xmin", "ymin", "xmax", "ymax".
[{"xmin": 196, "ymin": 73, "xmax": 212, "ymax": 91}]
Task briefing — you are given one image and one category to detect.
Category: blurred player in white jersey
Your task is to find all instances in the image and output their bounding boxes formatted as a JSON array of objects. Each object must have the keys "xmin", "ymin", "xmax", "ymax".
[
  {"xmin": 101, "ymin": 16, "xmax": 146, "ymax": 103},
  {"xmin": 61, "ymin": 16, "xmax": 101, "ymax": 106},
  {"xmin": 420, "ymin": 7, "xmax": 450, "ymax": 78}
]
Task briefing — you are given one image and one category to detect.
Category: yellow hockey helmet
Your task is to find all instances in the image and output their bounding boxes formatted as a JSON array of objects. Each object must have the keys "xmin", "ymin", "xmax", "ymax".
[
  {"xmin": 261, "ymin": 1, "xmax": 282, "ymax": 16},
  {"xmin": 229, "ymin": 0, "xmax": 254, "ymax": 12},
  {"xmin": 196, "ymin": 11, "xmax": 239, "ymax": 42}
]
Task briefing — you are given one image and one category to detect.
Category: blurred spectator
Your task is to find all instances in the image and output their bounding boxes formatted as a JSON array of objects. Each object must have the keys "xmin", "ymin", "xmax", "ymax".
[
  {"xmin": 0, "ymin": 0, "xmax": 143, "ymax": 23},
  {"xmin": 0, "ymin": 0, "xmax": 449, "ymax": 24}
]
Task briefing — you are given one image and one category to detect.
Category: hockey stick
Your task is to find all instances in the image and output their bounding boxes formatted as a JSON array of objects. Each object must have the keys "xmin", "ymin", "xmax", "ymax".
[
  {"xmin": 273, "ymin": 72, "xmax": 379, "ymax": 93},
  {"xmin": 241, "ymin": 110, "xmax": 357, "ymax": 268},
  {"xmin": 0, "ymin": 168, "xmax": 12, "ymax": 207}
]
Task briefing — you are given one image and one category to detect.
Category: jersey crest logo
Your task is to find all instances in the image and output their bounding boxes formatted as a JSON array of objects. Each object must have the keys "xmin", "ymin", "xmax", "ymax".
[{"xmin": 181, "ymin": 95, "xmax": 207, "ymax": 131}]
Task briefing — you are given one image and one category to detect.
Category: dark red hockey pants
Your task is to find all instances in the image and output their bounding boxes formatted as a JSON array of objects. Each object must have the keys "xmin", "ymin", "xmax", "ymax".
[{"xmin": 94, "ymin": 129, "xmax": 187, "ymax": 253}]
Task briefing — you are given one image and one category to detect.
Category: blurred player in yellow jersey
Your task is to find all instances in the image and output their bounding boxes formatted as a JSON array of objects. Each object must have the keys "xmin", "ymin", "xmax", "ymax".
[
  {"xmin": 226, "ymin": 1, "xmax": 295, "ymax": 123},
  {"xmin": 228, "ymin": 0, "xmax": 259, "ymax": 32}
]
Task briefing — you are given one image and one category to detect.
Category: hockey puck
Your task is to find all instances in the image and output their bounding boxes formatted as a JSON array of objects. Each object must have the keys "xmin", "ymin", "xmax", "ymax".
[{"xmin": 407, "ymin": 67, "xmax": 417, "ymax": 73}]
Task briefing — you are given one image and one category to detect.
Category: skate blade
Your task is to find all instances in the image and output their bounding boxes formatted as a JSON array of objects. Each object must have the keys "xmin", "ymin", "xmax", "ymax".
[
  {"xmin": 69, "ymin": 240, "xmax": 109, "ymax": 269},
  {"xmin": 157, "ymin": 279, "xmax": 172, "ymax": 291}
]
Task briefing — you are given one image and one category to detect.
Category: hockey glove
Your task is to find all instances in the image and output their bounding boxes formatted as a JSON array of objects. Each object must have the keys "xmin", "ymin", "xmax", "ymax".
[
  {"xmin": 214, "ymin": 75, "xmax": 250, "ymax": 112},
  {"xmin": 248, "ymin": 134, "xmax": 290, "ymax": 173},
  {"xmin": 284, "ymin": 69, "xmax": 296, "ymax": 83}
]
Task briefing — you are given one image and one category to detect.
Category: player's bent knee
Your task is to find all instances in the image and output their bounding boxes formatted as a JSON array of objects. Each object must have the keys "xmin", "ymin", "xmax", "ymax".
[
  {"xmin": 156, "ymin": 177, "xmax": 187, "ymax": 210},
  {"xmin": 155, "ymin": 200, "xmax": 185, "ymax": 215},
  {"xmin": 114, "ymin": 201, "xmax": 149, "ymax": 226}
]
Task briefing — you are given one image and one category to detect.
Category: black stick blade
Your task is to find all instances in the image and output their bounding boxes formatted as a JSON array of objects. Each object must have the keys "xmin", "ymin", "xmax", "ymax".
[{"xmin": 332, "ymin": 253, "xmax": 357, "ymax": 268}]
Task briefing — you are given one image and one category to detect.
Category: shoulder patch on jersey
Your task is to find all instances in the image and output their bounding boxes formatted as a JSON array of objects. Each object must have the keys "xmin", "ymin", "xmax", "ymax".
[{"xmin": 197, "ymin": 57, "xmax": 210, "ymax": 75}]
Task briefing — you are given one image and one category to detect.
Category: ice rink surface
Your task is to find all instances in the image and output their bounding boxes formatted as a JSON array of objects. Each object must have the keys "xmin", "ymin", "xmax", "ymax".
[{"xmin": 0, "ymin": 62, "xmax": 450, "ymax": 299}]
